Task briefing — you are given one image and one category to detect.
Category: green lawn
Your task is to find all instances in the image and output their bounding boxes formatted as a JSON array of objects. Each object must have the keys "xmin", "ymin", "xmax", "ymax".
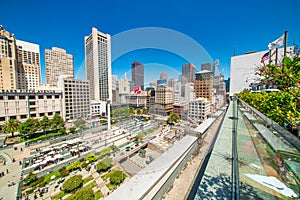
[
  {"xmin": 83, "ymin": 176, "xmax": 93, "ymax": 185},
  {"xmin": 51, "ymin": 191, "xmax": 68, "ymax": 200},
  {"xmin": 94, "ymin": 190, "xmax": 103, "ymax": 200}
]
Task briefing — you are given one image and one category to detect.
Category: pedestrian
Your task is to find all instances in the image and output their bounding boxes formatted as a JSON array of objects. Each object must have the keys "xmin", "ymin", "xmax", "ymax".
[{"xmin": 6, "ymin": 169, "xmax": 8, "ymax": 174}]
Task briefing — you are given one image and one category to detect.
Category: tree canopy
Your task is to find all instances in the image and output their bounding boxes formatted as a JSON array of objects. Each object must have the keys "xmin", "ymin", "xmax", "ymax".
[
  {"xmin": 18, "ymin": 118, "xmax": 39, "ymax": 138},
  {"xmin": 2, "ymin": 119, "xmax": 19, "ymax": 137},
  {"xmin": 85, "ymin": 153, "xmax": 97, "ymax": 163},
  {"xmin": 62, "ymin": 175, "xmax": 83, "ymax": 192},
  {"xmin": 50, "ymin": 113, "xmax": 65, "ymax": 130},
  {"xmin": 68, "ymin": 187, "xmax": 94, "ymax": 200},
  {"xmin": 256, "ymin": 53, "xmax": 300, "ymax": 91},
  {"xmin": 167, "ymin": 112, "xmax": 180, "ymax": 124},
  {"xmin": 96, "ymin": 158, "xmax": 112, "ymax": 172},
  {"xmin": 238, "ymin": 53, "xmax": 300, "ymax": 131}
]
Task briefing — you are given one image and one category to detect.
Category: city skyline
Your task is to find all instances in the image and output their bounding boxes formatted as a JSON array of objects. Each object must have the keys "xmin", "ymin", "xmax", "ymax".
[{"xmin": 2, "ymin": 0, "xmax": 299, "ymax": 84}]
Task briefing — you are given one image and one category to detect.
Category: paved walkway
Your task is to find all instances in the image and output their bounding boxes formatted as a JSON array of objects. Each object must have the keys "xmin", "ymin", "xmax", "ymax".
[{"xmin": 0, "ymin": 144, "xmax": 24, "ymax": 200}]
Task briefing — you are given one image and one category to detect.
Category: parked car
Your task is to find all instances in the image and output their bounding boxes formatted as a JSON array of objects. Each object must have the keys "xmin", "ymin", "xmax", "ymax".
[
  {"xmin": 57, "ymin": 178, "xmax": 65, "ymax": 184},
  {"xmin": 7, "ymin": 181, "xmax": 16, "ymax": 187}
]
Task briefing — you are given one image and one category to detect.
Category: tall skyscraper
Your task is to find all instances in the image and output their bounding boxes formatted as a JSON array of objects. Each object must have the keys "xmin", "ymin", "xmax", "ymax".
[
  {"xmin": 0, "ymin": 26, "xmax": 17, "ymax": 89},
  {"xmin": 45, "ymin": 47, "xmax": 74, "ymax": 86},
  {"xmin": 182, "ymin": 63, "xmax": 195, "ymax": 83},
  {"xmin": 85, "ymin": 27, "xmax": 112, "ymax": 101},
  {"xmin": 131, "ymin": 61, "xmax": 144, "ymax": 90},
  {"xmin": 214, "ymin": 59, "xmax": 221, "ymax": 77},
  {"xmin": 16, "ymin": 40, "xmax": 41, "ymax": 89}
]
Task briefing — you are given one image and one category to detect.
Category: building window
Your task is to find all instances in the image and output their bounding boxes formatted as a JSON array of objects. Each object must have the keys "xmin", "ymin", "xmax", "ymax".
[
  {"xmin": 0, "ymin": 96, "xmax": 3, "ymax": 100},
  {"xmin": 0, "ymin": 117, "xmax": 5, "ymax": 121},
  {"xmin": 10, "ymin": 116, "xmax": 17, "ymax": 120},
  {"xmin": 40, "ymin": 113, "xmax": 45, "ymax": 117},
  {"xmin": 55, "ymin": 95, "xmax": 60, "ymax": 99},
  {"xmin": 29, "ymin": 95, "xmax": 35, "ymax": 100},
  {"xmin": 30, "ymin": 108, "xmax": 36, "ymax": 111},
  {"xmin": 38, "ymin": 95, "xmax": 44, "ymax": 99},
  {"xmin": 31, "ymin": 114, "xmax": 36, "ymax": 117},
  {"xmin": 48, "ymin": 112, "xmax": 53, "ymax": 116},
  {"xmin": 8, "ymin": 96, "xmax": 15, "ymax": 100},
  {"xmin": 20, "ymin": 115, "xmax": 27, "ymax": 119},
  {"xmin": 47, "ymin": 95, "xmax": 52, "ymax": 99}
]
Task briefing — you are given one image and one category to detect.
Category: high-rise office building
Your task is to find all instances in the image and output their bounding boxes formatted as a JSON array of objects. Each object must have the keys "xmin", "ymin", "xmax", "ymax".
[
  {"xmin": 182, "ymin": 63, "xmax": 196, "ymax": 83},
  {"xmin": 194, "ymin": 70, "xmax": 214, "ymax": 111},
  {"xmin": 16, "ymin": 40, "xmax": 41, "ymax": 89},
  {"xmin": 45, "ymin": 47, "xmax": 74, "ymax": 86},
  {"xmin": 0, "ymin": 26, "xmax": 17, "ymax": 89},
  {"xmin": 201, "ymin": 62, "xmax": 213, "ymax": 72},
  {"xmin": 85, "ymin": 27, "xmax": 112, "ymax": 101},
  {"xmin": 57, "ymin": 75, "xmax": 90, "ymax": 121},
  {"xmin": 131, "ymin": 61, "xmax": 144, "ymax": 90},
  {"xmin": 214, "ymin": 59, "xmax": 221, "ymax": 77}
]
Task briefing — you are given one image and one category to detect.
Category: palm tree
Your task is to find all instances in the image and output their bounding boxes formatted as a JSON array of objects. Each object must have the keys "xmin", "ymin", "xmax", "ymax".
[{"xmin": 2, "ymin": 119, "xmax": 19, "ymax": 137}]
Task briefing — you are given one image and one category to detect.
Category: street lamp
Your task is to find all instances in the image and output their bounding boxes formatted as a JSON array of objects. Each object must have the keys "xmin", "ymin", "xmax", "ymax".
[{"xmin": 106, "ymin": 99, "xmax": 112, "ymax": 147}]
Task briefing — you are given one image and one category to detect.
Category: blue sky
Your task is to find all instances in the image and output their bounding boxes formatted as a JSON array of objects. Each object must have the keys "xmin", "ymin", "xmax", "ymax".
[{"xmin": 2, "ymin": 0, "xmax": 299, "ymax": 84}]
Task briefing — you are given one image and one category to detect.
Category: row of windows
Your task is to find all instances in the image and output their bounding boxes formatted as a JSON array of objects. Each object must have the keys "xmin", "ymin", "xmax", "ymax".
[
  {"xmin": 0, "ymin": 111, "xmax": 60, "ymax": 122},
  {"xmin": 0, "ymin": 95, "xmax": 61, "ymax": 100}
]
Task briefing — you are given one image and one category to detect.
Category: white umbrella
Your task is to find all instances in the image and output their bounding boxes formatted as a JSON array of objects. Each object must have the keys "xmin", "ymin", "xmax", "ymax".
[
  {"xmin": 54, "ymin": 154, "xmax": 63, "ymax": 159},
  {"xmin": 47, "ymin": 151, "xmax": 55, "ymax": 155},
  {"xmin": 79, "ymin": 146, "xmax": 86, "ymax": 151},
  {"xmin": 41, "ymin": 147, "xmax": 51, "ymax": 153},
  {"xmin": 40, "ymin": 160, "xmax": 48, "ymax": 165},
  {"xmin": 45, "ymin": 156, "xmax": 52, "ymax": 161},
  {"xmin": 61, "ymin": 144, "xmax": 68, "ymax": 148}
]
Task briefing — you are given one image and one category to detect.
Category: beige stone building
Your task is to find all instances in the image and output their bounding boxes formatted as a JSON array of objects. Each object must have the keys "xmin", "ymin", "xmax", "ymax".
[
  {"xmin": 45, "ymin": 47, "xmax": 74, "ymax": 86},
  {"xmin": 0, "ymin": 27, "xmax": 17, "ymax": 89},
  {"xmin": 0, "ymin": 89, "xmax": 62, "ymax": 128},
  {"xmin": 16, "ymin": 40, "xmax": 41, "ymax": 89},
  {"xmin": 154, "ymin": 85, "xmax": 174, "ymax": 115}
]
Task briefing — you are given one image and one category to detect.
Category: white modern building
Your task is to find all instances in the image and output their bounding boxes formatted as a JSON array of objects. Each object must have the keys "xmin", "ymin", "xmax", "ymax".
[
  {"xmin": 90, "ymin": 100, "xmax": 106, "ymax": 118},
  {"xmin": 16, "ymin": 40, "xmax": 41, "ymax": 89},
  {"xmin": 112, "ymin": 75, "xmax": 118, "ymax": 91},
  {"xmin": 0, "ymin": 89, "xmax": 62, "ymax": 129},
  {"xmin": 229, "ymin": 46, "xmax": 295, "ymax": 96},
  {"xmin": 188, "ymin": 97, "xmax": 210, "ymax": 124},
  {"xmin": 184, "ymin": 82, "xmax": 195, "ymax": 102},
  {"xmin": 85, "ymin": 27, "xmax": 112, "ymax": 102},
  {"xmin": 45, "ymin": 47, "xmax": 74, "ymax": 86},
  {"xmin": 57, "ymin": 76, "xmax": 90, "ymax": 122}
]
